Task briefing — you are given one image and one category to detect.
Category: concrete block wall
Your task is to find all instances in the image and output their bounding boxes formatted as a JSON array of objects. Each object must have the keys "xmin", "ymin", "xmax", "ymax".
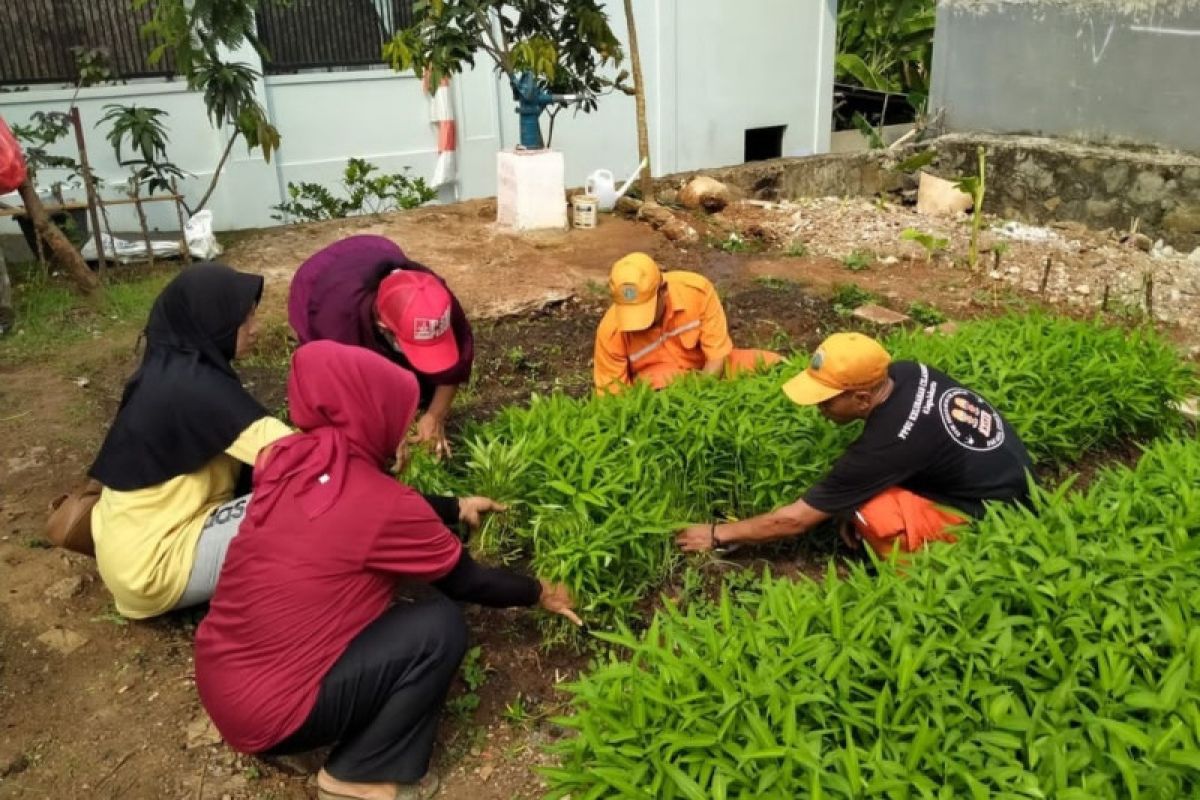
[{"xmin": 0, "ymin": 0, "xmax": 837, "ymax": 238}]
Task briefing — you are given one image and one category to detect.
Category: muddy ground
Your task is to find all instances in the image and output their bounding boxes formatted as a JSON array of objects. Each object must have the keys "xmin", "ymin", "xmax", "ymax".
[{"xmin": 1, "ymin": 197, "xmax": 1194, "ymax": 800}]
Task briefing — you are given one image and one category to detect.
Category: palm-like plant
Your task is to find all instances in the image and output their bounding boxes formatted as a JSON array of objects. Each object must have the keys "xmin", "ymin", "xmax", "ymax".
[{"xmin": 98, "ymin": 104, "xmax": 189, "ymax": 196}]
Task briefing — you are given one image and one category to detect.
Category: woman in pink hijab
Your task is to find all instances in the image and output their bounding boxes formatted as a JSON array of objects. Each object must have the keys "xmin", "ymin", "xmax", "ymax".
[{"xmin": 194, "ymin": 341, "xmax": 579, "ymax": 800}]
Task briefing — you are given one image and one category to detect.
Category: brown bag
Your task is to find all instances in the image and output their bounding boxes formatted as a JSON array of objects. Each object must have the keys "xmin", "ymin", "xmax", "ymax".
[{"xmin": 45, "ymin": 479, "xmax": 103, "ymax": 557}]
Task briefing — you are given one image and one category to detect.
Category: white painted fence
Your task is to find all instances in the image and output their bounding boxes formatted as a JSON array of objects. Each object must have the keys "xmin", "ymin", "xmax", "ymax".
[{"xmin": 0, "ymin": 0, "xmax": 835, "ymax": 235}]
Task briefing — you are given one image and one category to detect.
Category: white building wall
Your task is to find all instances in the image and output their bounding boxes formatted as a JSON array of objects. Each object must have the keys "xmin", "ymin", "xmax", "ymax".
[{"xmin": 0, "ymin": 0, "xmax": 835, "ymax": 236}]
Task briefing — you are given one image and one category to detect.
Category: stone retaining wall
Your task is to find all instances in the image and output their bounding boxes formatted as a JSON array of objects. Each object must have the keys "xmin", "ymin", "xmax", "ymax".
[{"xmin": 659, "ymin": 133, "xmax": 1200, "ymax": 251}]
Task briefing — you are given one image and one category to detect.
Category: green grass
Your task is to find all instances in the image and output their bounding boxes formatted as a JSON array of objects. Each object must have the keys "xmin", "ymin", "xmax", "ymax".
[
  {"xmin": 0, "ymin": 261, "xmax": 173, "ymax": 364},
  {"xmin": 842, "ymin": 250, "xmax": 874, "ymax": 271}
]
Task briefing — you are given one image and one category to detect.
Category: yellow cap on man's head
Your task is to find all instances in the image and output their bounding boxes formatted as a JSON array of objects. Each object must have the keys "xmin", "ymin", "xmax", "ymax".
[
  {"xmin": 782, "ymin": 332, "xmax": 891, "ymax": 405},
  {"xmin": 609, "ymin": 252, "xmax": 662, "ymax": 332}
]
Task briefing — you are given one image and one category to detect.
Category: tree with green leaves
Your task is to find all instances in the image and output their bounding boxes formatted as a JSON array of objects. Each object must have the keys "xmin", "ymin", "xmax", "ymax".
[
  {"xmin": 836, "ymin": 0, "xmax": 935, "ymax": 108},
  {"xmin": 133, "ymin": 0, "xmax": 283, "ymax": 213},
  {"xmin": 383, "ymin": 0, "xmax": 627, "ymax": 148}
]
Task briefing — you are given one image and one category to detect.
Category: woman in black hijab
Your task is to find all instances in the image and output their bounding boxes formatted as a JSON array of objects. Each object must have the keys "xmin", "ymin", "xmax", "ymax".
[{"xmin": 89, "ymin": 263, "xmax": 293, "ymax": 619}]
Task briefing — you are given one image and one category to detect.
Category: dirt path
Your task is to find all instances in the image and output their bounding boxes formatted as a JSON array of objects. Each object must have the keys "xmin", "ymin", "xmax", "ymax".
[{"xmin": 1, "ymin": 196, "xmax": 1194, "ymax": 800}]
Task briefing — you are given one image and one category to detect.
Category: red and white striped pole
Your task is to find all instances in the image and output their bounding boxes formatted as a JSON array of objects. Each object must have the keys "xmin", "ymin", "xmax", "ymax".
[{"xmin": 424, "ymin": 74, "xmax": 458, "ymax": 198}]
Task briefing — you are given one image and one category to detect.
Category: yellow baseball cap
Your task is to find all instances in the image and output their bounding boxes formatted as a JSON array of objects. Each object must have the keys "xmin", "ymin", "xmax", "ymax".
[
  {"xmin": 609, "ymin": 252, "xmax": 663, "ymax": 332},
  {"xmin": 782, "ymin": 332, "xmax": 892, "ymax": 405}
]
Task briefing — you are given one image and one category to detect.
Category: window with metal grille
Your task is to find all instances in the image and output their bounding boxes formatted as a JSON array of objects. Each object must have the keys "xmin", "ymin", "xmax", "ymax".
[
  {"xmin": 256, "ymin": 0, "xmax": 416, "ymax": 74},
  {"xmin": 0, "ymin": 0, "xmax": 172, "ymax": 86}
]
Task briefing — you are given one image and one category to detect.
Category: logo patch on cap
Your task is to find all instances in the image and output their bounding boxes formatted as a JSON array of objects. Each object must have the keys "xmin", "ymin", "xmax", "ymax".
[
  {"xmin": 620, "ymin": 283, "xmax": 639, "ymax": 302},
  {"xmin": 811, "ymin": 350, "xmax": 825, "ymax": 370},
  {"xmin": 413, "ymin": 308, "xmax": 451, "ymax": 342}
]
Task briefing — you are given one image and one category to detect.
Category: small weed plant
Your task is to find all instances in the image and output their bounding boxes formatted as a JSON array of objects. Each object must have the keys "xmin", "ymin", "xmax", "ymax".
[
  {"xmin": 905, "ymin": 301, "xmax": 946, "ymax": 327},
  {"xmin": 842, "ymin": 250, "xmax": 873, "ymax": 271},
  {"xmin": 831, "ymin": 283, "xmax": 878, "ymax": 316},
  {"xmin": 754, "ymin": 276, "xmax": 796, "ymax": 292},
  {"xmin": 711, "ymin": 233, "xmax": 760, "ymax": 254},
  {"xmin": 900, "ymin": 227, "xmax": 949, "ymax": 261},
  {"xmin": 447, "ymin": 645, "xmax": 489, "ymax": 719}
]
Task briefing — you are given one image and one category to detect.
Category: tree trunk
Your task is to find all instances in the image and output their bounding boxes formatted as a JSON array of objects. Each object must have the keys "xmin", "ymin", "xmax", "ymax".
[
  {"xmin": 15, "ymin": 180, "xmax": 101, "ymax": 296},
  {"xmin": 623, "ymin": 0, "xmax": 653, "ymax": 202},
  {"xmin": 0, "ymin": 247, "xmax": 14, "ymax": 335},
  {"xmin": 190, "ymin": 132, "xmax": 240, "ymax": 215}
]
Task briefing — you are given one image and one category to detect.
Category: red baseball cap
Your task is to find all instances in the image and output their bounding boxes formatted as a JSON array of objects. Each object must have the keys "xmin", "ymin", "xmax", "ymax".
[{"xmin": 374, "ymin": 270, "xmax": 459, "ymax": 374}]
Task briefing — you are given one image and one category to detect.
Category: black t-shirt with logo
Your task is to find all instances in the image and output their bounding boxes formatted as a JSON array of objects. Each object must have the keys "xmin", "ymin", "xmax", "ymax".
[{"xmin": 804, "ymin": 361, "xmax": 1034, "ymax": 518}]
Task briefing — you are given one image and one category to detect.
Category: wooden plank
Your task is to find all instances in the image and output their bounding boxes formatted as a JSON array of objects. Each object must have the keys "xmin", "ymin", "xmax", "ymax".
[{"xmin": 0, "ymin": 194, "xmax": 184, "ymax": 218}]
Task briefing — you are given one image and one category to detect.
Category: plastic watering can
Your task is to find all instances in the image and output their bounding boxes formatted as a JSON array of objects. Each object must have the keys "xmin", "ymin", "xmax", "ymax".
[{"xmin": 586, "ymin": 158, "xmax": 648, "ymax": 212}]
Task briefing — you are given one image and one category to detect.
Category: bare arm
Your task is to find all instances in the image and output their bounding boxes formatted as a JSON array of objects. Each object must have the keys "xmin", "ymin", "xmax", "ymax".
[
  {"xmin": 701, "ymin": 355, "xmax": 727, "ymax": 378},
  {"xmin": 676, "ymin": 498, "xmax": 831, "ymax": 552},
  {"xmin": 411, "ymin": 383, "xmax": 458, "ymax": 458},
  {"xmin": 426, "ymin": 383, "xmax": 457, "ymax": 423}
]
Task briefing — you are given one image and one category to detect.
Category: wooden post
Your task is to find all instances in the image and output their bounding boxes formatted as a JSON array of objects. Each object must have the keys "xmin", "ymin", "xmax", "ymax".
[
  {"xmin": 1143, "ymin": 272, "xmax": 1154, "ymax": 321},
  {"xmin": 69, "ymin": 107, "xmax": 108, "ymax": 276},
  {"xmin": 1039, "ymin": 257, "xmax": 1052, "ymax": 295}
]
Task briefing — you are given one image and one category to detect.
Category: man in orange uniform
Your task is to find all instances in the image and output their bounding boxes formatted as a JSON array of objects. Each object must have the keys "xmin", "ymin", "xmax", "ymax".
[{"xmin": 593, "ymin": 253, "xmax": 781, "ymax": 393}]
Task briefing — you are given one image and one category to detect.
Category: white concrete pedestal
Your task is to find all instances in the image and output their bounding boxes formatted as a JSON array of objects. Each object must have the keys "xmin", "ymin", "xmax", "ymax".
[{"xmin": 496, "ymin": 149, "xmax": 567, "ymax": 231}]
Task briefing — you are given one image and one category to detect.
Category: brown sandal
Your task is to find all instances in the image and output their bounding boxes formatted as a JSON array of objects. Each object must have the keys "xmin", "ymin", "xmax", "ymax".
[{"xmin": 316, "ymin": 771, "xmax": 440, "ymax": 800}]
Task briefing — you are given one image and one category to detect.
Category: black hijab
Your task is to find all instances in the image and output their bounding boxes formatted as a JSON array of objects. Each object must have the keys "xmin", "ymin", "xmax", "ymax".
[{"xmin": 89, "ymin": 263, "xmax": 268, "ymax": 491}]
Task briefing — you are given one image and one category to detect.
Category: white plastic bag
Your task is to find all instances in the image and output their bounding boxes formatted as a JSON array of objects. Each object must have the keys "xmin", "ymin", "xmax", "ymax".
[
  {"xmin": 184, "ymin": 210, "xmax": 222, "ymax": 260},
  {"xmin": 81, "ymin": 232, "xmax": 183, "ymax": 263}
]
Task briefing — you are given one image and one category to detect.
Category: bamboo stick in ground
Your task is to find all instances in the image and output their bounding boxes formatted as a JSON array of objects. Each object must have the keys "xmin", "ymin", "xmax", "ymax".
[
  {"xmin": 130, "ymin": 183, "xmax": 155, "ymax": 268},
  {"xmin": 171, "ymin": 180, "xmax": 192, "ymax": 266}
]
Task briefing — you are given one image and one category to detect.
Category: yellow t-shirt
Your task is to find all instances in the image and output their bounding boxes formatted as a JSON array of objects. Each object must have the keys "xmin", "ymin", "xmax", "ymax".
[{"xmin": 92, "ymin": 417, "xmax": 292, "ymax": 619}]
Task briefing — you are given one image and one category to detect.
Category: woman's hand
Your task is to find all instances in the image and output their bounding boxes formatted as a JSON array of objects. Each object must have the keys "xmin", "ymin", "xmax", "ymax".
[
  {"xmin": 409, "ymin": 413, "xmax": 451, "ymax": 459},
  {"xmin": 538, "ymin": 580, "xmax": 583, "ymax": 627},
  {"xmin": 458, "ymin": 496, "xmax": 507, "ymax": 530}
]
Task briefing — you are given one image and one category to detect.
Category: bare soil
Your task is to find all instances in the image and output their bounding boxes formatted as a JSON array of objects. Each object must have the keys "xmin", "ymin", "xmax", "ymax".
[{"xmin": 1, "ymin": 195, "xmax": 1193, "ymax": 800}]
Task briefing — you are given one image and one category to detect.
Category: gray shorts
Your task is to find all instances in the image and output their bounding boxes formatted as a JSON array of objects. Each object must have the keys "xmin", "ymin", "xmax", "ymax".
[{"xmin": 173, "ymin": 494, "xmax": 251, "ymax": 610}]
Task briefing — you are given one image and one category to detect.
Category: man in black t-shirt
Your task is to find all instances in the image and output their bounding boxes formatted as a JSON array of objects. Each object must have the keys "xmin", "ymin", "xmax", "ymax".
[{"xmin": 676, "ymin": 332, "xmax": 1034, "ymax": 557}]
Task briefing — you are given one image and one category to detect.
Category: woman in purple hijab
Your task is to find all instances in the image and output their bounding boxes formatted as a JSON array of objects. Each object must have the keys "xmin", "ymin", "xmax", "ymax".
[{"xmin": 287, "ymin": 235, "xmax": 473, "ymax": 458}]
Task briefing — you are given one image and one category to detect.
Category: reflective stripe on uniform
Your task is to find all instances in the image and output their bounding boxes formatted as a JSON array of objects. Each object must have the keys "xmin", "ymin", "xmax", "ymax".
[{"xmin": 627, "ymin": 319, "xmax": 702, "ymax": 363}]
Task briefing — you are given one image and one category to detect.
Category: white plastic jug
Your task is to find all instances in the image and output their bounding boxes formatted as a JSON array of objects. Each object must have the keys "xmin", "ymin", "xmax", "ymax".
[{"xmin": 586, "ymin": 169, "xmax": 618, "ymax": 212}]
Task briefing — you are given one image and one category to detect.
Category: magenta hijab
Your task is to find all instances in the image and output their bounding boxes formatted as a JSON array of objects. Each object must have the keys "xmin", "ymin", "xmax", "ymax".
[{"xmin": 249, "ymin": 341, "xmax": 420, "ymax": 522}]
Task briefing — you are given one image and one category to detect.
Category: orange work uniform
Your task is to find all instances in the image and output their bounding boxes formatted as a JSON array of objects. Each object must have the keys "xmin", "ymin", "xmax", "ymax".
[
  {"xmin": 850, "ymin": 487, "xmax": 965, "ymax": 557},
  {"xmin": 593, "ymin": 271, "xmax": 780, "ymax": 393}
]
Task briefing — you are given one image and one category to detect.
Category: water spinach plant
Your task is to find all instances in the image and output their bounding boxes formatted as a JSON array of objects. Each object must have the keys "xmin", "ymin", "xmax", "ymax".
[
  {"xmin": 543, "ymin": 435, "xmax": 1200, "ymax": 798},
  {"xmin": 410, "ymin": 316, "xmax": 1194, "ymax": 630}
]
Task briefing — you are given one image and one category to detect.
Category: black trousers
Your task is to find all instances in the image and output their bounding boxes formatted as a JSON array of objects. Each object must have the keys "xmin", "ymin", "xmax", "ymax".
[{"xmin": 265, "ymin": 594, "xmax": 468, "ymax": 783}]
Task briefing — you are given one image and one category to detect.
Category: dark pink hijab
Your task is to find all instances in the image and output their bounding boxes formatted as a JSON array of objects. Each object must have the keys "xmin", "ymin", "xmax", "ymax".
[{"xmin": 249, "ymin": 340, "xmax": 419, "ymax": 523}]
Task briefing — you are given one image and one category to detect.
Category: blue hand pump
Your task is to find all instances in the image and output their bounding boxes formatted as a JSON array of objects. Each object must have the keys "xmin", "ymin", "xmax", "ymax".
[{"xmin": 511, "ymin": 72, "xmax": 580, "ymax": 150}]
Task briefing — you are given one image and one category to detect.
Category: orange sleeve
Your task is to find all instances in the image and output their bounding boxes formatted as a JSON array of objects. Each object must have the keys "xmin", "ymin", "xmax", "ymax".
[
  {"xmin": 697, "ymin": 282, "xmax": 734, "ymax": 362},
  {"xmin": 593, "ymin": 310, "xmax": 632, "ymax": 394}
]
